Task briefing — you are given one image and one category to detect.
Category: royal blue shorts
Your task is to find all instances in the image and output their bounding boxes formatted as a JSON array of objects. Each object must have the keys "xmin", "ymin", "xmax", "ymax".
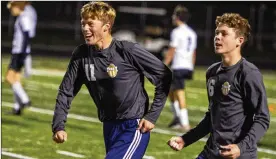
[
  {"xmin": 103, "ymin": 119, "xmax": 150, "ymax": 159},
  {"xmin": 196, "ymin": 151, "xmax": 208, "ymax": 159}
]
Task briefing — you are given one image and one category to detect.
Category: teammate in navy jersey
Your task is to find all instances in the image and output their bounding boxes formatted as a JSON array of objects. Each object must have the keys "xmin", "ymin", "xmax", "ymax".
[
  {"xmin": 51, "ymin": 2, "xmax": 172, "ymax": 159},
  {"xmin": 164, "ymin": 5, "xmax": 197, "ymax": 131},
  {"xmin": 167, "ymin": 13, "xmax": 270, "ymax": 159},
  {"xmin": 5, "ymin": 1, "xmax": 36, "ymax": 115}
]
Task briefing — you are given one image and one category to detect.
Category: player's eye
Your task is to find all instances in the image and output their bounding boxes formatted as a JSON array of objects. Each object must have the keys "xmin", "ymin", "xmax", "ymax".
[{"xmin": 222, "ymin": 32, "xmax": 227, "ymax": 36}]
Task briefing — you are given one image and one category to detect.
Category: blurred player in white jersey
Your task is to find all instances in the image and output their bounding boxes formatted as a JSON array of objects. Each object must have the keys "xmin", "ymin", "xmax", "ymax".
[
  {"xmin": 164, "ymin": 5, "xmax": 197, "ymax": 131},
  {"xmin": 5, "ymin": 1, "xmax": 37, "ymax": 115}
]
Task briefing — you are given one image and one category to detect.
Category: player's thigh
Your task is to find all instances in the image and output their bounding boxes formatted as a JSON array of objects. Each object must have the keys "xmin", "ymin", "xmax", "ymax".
[
  {"xmin": 105, "ymin": 130, "xmax": 150, "ymax": 159},
  {"xmin": 130, "ymin": 131, "xmax": 150, "ymax": 159},
  {"xmin": 5, "ymin": 69, "xmax": 17, "ymax": 84},
  {"xmin": 14, "ymin": 71, "xmax": 22, "ymax": 82}
]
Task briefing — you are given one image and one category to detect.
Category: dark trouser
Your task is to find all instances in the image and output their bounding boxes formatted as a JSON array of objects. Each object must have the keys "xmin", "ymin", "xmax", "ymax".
[{"xmin": 8, "ymin": 53, "xmax": 28, "ymax": 72}]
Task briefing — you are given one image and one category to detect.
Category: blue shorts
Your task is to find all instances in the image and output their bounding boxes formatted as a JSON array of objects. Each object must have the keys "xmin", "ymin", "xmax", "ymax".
[
  {"xmin": 196, "ymin": 151, "xmax": 208, "ymax": 159},
  {"xmin": 103, "ymin": 119, "xmax": 150, "ymax": 159}
]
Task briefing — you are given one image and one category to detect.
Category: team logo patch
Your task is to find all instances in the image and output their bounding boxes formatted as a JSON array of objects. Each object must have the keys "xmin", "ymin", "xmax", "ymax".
[
  {"xmin": 107, "ymin": 63, "xmax": 118, "ymax": 78},
  {"xmin": 221, "ymin": 81, "xmax": 231, "ymax": 96}
]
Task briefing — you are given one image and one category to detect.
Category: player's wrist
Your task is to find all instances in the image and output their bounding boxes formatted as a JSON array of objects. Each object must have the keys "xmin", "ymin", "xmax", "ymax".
[
  {"xmin": 52, "ymin": 127, "xmax": 65, "ymax": 135},
  {"xmin": 236, "ymin": 142, "xmax": 244, "ymax": 155}
]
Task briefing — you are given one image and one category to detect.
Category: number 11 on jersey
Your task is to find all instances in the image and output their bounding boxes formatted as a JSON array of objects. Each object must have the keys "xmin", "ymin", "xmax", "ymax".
[{"xmin": 85, "ymin": 64, "xmax": 96, "ymax": 81}]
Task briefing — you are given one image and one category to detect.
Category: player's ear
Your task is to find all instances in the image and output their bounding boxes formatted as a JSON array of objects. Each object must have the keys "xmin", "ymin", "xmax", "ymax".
[
  {"xmin": 103, "ymin": 23, "xmax": 111, "ymax": 32},
  {"xmin": 237, "ymin": 36, "xmax": 244, "ymax": 47}
]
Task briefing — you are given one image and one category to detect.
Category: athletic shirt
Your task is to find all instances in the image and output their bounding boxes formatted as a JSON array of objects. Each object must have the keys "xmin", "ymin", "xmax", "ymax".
[
  {"xmin": 170, "ymin": 24, "xmax": 197, "ymax": 70},
  {"xmin": 12, "ymin": 4, "xmax": 37, "ymax": 54}
]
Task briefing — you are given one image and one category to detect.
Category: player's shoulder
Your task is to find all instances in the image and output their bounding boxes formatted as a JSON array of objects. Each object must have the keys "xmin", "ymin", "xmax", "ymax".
[
  {"xmin": 113, "ymin": 38, "xmax": 136, "ymax": 51},
  {"xmin": 206, "ymin": 61, "xmax": 221, "ymax": 76},
  {"xmin": 171, "ymin": 27, "xmax": 179, "ymax": 36},
  {"xmin": 72, "ymin": 44, "xmax": 89, "ymax": 57},
  {"xmin": 240, "ymin": 58, "xmax": 261, "ymax": 76},
  {"xmin": 185, "ymin": 25, "xmax": 197, "ymax": 37}
]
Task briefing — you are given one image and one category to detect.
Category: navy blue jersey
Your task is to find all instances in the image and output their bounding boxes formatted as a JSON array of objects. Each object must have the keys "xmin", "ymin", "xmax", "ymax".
[
  {"xmin": 182, "ymin": 58, "xmax": 270, "ymax": 158},
  {"xmin": 52, "ymin": 39, "xmax": 172, "ymax": 133}
]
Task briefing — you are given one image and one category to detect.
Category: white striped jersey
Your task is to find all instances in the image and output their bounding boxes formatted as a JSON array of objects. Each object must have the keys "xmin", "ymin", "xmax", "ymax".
[
  {"xmin": 12, "ymin": 4, "xmax": 37, "ymax": 54},
  {"xmin": 170, "ymin": 24, "xmax": 197, "ymax": 70}
]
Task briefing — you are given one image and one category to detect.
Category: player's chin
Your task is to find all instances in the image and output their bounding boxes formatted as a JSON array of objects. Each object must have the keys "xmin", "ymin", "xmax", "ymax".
[
  {"xmin": 85, "ymin": 40, "xmax": 95, "ymax": 46},
  {"xmin": 214, "ymin": 49, "xmax": 225, "ymax": 54}
]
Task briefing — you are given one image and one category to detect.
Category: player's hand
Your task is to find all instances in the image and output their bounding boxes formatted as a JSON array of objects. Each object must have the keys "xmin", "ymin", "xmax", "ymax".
[
  {"xmin": 137, "ymin": 118, "xmax": 155, "ymax": 133},
  {"xmin": 53, "ymin": 130, "xmax": 67, "ymax": 143},
  {"xmin": 219, "ymin": 144, "xmax": 240, "ymax": 159},
  {"xmin": 167, "ymin": 136, "xmax": 185, "ymax": 151}
]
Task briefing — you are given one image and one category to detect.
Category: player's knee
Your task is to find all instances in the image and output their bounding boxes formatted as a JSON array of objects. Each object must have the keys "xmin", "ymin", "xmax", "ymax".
[{"xmin": 14, "ymin": 72, "xmax": 21, "ymax": 82}]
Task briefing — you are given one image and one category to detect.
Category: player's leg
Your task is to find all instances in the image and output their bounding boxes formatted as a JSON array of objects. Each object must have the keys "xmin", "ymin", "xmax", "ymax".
[
  {"xmin": 168, "ymin": 70, "xmax": 181, "ymax": 128},
  {"xmin": 6, "ymin": 69, "xmax": 22, "ymax": 115},
  {"xmin": 168, "ymin": 90, "xmax": 180, "ymax": 127},
  {"xmin": 24, "ymin": 54, "xmax": 32, "ymax": 78},
  {"xmin": 5, "ymin": 54, "xmax": 30, "ymax": 114},
  {"xmin": 173, "ymin": 70, "xmax": 190, "ymax": 131},
  {"xmin": 104, "ymin": 119, "xmax": 150, "ymax": 159}
]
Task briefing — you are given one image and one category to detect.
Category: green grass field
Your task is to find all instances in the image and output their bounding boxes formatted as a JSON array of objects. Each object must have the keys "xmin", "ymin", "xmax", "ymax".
[{"xmin": 1, "ymin": 55, "xmax": 276, "ymax": 159}]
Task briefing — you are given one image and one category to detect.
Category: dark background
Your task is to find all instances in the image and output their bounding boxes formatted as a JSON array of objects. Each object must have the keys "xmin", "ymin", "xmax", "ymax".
[{"xmin": 1, "ymin": 1, "xmax": 276, "ymax": 69}]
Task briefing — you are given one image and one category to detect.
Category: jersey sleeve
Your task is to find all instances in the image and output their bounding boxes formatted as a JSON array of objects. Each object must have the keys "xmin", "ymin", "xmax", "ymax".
[
  {"xmin": 129, "ymin": 44, "xmax": 172, "ymax": 124},
  {"xmin": 20, "ymin": 16, "xmax": 32, "ymax": 32},
  {"xmin": 191, "ymin": 32, "xmax": 197, "ymax": 52},
  {"xmin": 237, "ymin": 70, "xmax": 270, "ymax": 154},
  {"xmin": 51, "ymin": 47, "xmax": 85, "ymax": 133},
  {"xmin": 19, "ymin": 15, "xmax": 33, "ymax": 53},
  {"xmin": 169, "ymin": 29, "xmax": 178, "ymax": 48},
  {"xmin": 182, "ymin": 111, "xmax": 211, "ymax": 147},
  {"xmin": 181, "ymin": 69, "xmax": 212, "ymax": 146}
]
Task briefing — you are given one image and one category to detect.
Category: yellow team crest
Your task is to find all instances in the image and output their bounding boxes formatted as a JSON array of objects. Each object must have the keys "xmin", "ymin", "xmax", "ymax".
[
  {"xmin": 107, "ymin": 63, "xmax": 118, "ymax": 78},
  {"xmin": 221, "ymin": 81, "xmax": 231, "ymax": 96}
]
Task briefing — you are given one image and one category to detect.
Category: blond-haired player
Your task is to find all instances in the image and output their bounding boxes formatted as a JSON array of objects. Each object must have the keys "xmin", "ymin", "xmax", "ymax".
[{"xmin": 52, "ymin": 2, "xmax": 172, "ymax": 158}]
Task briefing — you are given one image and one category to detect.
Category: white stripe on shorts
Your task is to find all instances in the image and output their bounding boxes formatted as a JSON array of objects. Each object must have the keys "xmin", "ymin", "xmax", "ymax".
[
  {"xmin": 127, "ymin": 130, "xmax": 142, "ymax": 158},
  {"xmin": 122, "ymin": 119, "xmax": 142, "ymax": 159}
]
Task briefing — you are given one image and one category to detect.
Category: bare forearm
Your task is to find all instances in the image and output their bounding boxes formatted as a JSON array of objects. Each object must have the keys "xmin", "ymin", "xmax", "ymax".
[
  {"xmin": 193, "ymin": 50, "xmax": 196, "ymax": 66},
  {"xmin": 164, "ymin": 47, "xmax": 175, "ymax": 66}
]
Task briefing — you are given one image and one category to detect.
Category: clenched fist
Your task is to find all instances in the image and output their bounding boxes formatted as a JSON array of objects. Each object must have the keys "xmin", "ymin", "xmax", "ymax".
[
  {"xmin": 53, "ymin": 130, "xmax": 67, "ymax": 143},
  {"xmin": 167, "ymin": 136, "xmax": 185, "ymax": 151}
]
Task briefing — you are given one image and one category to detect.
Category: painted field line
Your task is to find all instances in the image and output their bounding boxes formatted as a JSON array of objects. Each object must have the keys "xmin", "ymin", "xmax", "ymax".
[
  {"xmin": 2, "ymin": 148, "xmax": 13, "ymax": 152},
  {"xmin": 32, "ymin": 69, "xmax": 65, "ymax": 77},
  {"xmin": 56, "ymin": 150, "xmax": 85, "ymax": 158},
  {"xmin": 2, "ymin": 101, "xmax": 100, "ymax": 123},
  {"xmin": 1, "ymin": 151, "xmax": 37, "ymax": 159},
  {"xmin": 143, "ymin": 155, "xmax": 156, "ymax": 159},
  {"xmin": 258, "ymin": 148, "xmax": 276, "ymax": 155},
  {"xmin": 2, "ymin": 101, "xmax": 276, "ymax": 156}
]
